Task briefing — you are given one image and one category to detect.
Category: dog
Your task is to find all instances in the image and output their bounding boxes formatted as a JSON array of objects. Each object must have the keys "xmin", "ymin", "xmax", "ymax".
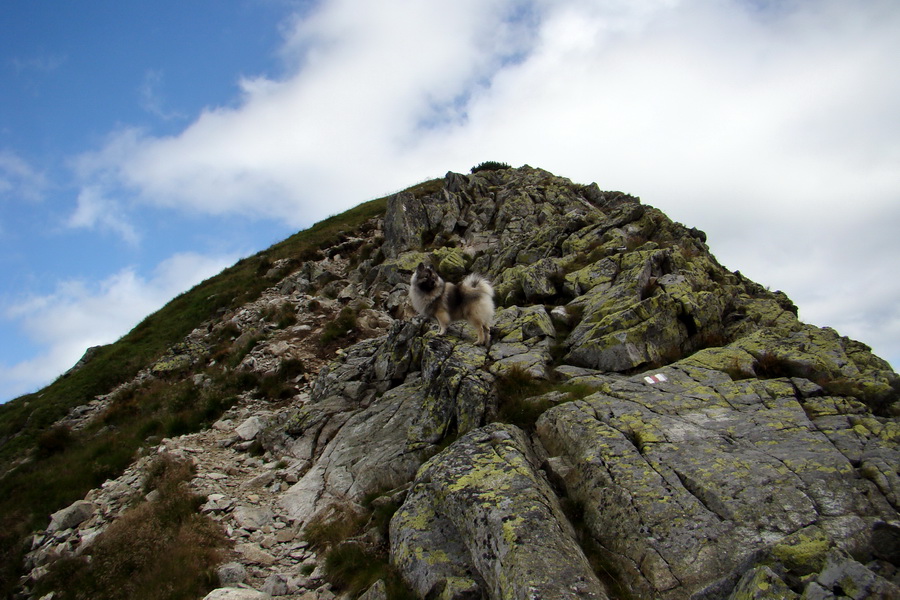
[{"xmin": 409, "ymin": 262, "xmax": 495, "ymax": 346}]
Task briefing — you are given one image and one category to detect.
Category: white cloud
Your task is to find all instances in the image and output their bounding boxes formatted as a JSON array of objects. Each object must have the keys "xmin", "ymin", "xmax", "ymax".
[
  {"xmin": 0, "ymin": 149, "xmax": 48, "ymax": 203},
  {"xmin": 139, "ymin": 69, "xmax": 186, "ymax": 122},
  {"xmin": 69, "ymin": 0, "xmax": 900, "ymax": 368},
  {"xmin": 0, "ymin": 252, "xmax": 236, "ymax": 401},
  {"xmin": 73, "ymin": 0, "xmax": 535, "ymax": 227},
  {"xmin": 68, "ymin": 185, "xmax": 140, "ymax": 245}
]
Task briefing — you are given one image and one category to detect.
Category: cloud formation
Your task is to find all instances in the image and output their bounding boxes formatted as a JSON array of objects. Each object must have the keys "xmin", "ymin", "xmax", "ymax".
[
  {"xmin": 0, "ymin": 150, "xmax": 48, "ymax": 204},
  {"xmin": 66, "ymin": 0, "xmax": 900, "ymax": 366},
  {"xmin": 1, "ymin": 252, "xmax": 236, "ymax": 399}
]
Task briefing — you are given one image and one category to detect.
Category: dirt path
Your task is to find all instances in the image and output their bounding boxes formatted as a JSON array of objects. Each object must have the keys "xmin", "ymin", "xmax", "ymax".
[{"xmin": 169, "ymin": 392, "xmax": 335, "ymax": 599}]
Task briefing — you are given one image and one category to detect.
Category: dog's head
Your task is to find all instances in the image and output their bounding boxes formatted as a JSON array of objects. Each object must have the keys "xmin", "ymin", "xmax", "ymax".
[{"xmin": 414, "ymin": 262, "xmax": 440, "ymax": 292}]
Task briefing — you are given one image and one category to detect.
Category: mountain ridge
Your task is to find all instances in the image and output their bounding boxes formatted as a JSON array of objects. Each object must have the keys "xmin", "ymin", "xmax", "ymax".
[{"xmin": 3, "ymin": 165, "xmax": 898, "ymax": 599}]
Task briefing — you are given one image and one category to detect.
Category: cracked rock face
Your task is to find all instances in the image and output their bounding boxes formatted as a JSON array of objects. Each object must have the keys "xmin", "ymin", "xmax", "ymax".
[{"xmin": 536, "ymin": 364, "xmax": 899, "ymax": 598}]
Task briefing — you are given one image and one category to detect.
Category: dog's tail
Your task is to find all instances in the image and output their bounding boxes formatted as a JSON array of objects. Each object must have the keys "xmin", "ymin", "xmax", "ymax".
[{"xmin": 459, "ymin": 273, "xmax": 495, "ymax": 298}]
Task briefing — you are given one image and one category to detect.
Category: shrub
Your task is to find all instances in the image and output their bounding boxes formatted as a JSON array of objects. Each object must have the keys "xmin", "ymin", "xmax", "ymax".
[
  {"xmin": 36, "ymin": 425, "xmax": 74, "ymax": 458},
  {"xmin": 471, "ymin": 161, "xmax": 511, "ymax": 174},
  {"xmin": 263, "ymin": 301, "xmax": 298, "ymax": 329},
  {"xmin": 303, "ymin": 502, "xmax": 415, "ymax": 600},
  {"xmin": 320, "ymin": 307, "xmax": 358, "ymax": 346},
  {"xmin": 304, "ymin": 504, "xmax": 368, "ymax": 551},
  {"xmin": 278, "ymin": 357, "xmax": 306, "ymax": 380}
]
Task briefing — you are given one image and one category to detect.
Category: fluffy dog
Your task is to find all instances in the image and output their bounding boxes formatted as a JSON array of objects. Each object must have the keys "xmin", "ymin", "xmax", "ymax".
[{"xmin": 409, "ymin": 262, "xmax": 495, "ymax": 346}]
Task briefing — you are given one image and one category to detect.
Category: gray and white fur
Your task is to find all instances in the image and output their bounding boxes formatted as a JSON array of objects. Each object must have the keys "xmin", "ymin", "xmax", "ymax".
[{"xmin": 409, "ymin": 262, "xmax": 494, "ymax": 346}]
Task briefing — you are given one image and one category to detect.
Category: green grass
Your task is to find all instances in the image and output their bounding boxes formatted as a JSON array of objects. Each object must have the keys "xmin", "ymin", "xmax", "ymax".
[
  {"xmin": 303, "ymin": 496, "xmax": 415, "ymax": 600},
  {"xmin": 0, "ymin": 183, "xmax": 443, "ymax": 463},
  {"xmin": 320, "ymin": 306, "xmax": 360, "ymax": 345},
  {"xmin": 471, "ymin": 161, "xmax": 511, "ymax": 173},
  {"xmin": 495, "ymin": 366, "xmax": 598, "ymax": 431}
]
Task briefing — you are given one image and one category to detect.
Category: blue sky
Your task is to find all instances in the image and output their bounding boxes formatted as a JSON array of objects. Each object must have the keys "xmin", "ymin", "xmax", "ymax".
[{"xmin": 2, "ymin": 0, "xmax": 899, "ymax": 402}]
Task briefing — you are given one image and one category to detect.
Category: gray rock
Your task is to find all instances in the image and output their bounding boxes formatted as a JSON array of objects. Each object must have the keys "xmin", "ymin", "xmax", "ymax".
[
  {"xmin": 262, "ymin": 573, "xmax": 289, "ymax": 596},
  {"xmin": 235, "ymin": 542, "xmax": 277, "ymax": 566},
  {"xmin": 278, "ymin": 378, "xmax": 434, "ymax": 525},
  {"xmin": 47, "ymin": 500, "xmax": 96, "ymax": 533},
  {"xmin": 726, "ymin": 566, "xmax": 797, "ymax": 599},
  {"xmin": 535, "ymin": 367, "xmax": 900, "ymax": 599},
  {"xmin": 235, "ymin": 416, "xmax": 266, "ymax": 441},
  {"xmin": 232, "ymin": 506, "xmax": 273, "ymax": 531},
  {"xmin": 358, "ymin": 580, "xmax": 387, "ymax": 600},
  {"xmin": 812, "ymin": 550, "xmax": 900, "ymax": 599},
  {"xmin": 202, "ymin": 589, "xmax": 270, "ymax": 600},
  {"xmin": 216, "ymin": 562, "xmax": 247, "ymax": 587},
  {"xmin": 391, "ymin": 423, "xmax": 609, "ymax": 600}
]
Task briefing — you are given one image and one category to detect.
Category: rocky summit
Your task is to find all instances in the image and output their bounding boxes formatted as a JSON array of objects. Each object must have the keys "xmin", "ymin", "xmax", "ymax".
[{"xmin": 10, "ymin": 165, "xmax": 900, "ymax": 600}]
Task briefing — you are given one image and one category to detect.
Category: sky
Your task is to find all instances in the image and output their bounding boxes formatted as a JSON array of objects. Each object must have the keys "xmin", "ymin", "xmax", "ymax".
[{"xmin": 1, "ymin": 0, "xmax": 898, "ymax": 403}]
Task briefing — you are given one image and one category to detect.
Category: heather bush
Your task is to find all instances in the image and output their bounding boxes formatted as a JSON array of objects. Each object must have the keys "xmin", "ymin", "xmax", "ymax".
[
  {"xmin": 470, "ymin": 160, "xmax": 511, "ymax": 173},
  {"xmin": 36, "ymin": 455, "xmax": 227, "ymax": 600}
]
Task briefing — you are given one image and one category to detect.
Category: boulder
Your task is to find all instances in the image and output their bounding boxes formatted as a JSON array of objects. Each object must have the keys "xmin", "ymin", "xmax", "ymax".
[
  {"xmin": 216, "ymin": 562, "xmax": 247, "ymax": 587},
  {"xmin": 47, "ymin": 500, "xmax": 96, "ymax": 533},
  {"xmin": 235, "ymin": 416, "xmax": 266, "ymax": 441},
  {"xmin": 232, "ymin": 506, "xmax": 273, "ymax": 531}
]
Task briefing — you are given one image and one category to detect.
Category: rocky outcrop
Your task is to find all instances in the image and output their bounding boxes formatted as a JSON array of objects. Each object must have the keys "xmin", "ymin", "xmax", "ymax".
[
  {"xmin": 391, "ymin": 423, "xmax": 608, "ymax": 600},
  {"xmin": 22, "ymin": 166, "xmax": 899, "ymax": 600}
]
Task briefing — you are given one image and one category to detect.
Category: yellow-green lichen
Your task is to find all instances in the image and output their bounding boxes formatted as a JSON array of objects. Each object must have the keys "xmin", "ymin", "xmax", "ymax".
[{"xmin": 772, "ymin": 530, "xmax": 831, "ymax": 574}]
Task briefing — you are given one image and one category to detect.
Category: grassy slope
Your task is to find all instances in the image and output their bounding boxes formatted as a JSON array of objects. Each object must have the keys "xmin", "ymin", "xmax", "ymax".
[
  {"xmin": 0, "ymin": 192, "xmax": 396, "ymax": 462},
  {"xmin": 0, "ymin": 178, "xmax": 441, "ymax": 597}
]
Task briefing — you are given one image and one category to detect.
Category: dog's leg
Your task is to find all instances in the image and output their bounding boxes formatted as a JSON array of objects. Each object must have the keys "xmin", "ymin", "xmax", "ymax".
[
  {"xmin": 480, "ymin": 324, "xmax": 492, "ymax": 346},
  {"xmin": 435, "ymin": 310, "xmax": 450, "ymax": 335}
]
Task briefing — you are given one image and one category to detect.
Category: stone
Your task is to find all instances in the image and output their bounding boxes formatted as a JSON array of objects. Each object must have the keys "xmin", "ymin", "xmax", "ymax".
[
  {"xmin": 235, "ymin": 416, "xmax": 266, "ymax": 441},
  {"xmin": 202, "ymin": 589, "xmax": 270, "ymax": 600},
  {"xmin": 358, "ymin": 580, "xmax": 387, "ymax": 600},
  {"xmin": 726, "ymin": 566, "xmax": 798, "ymax": 600},
  {"xmin": 262, "ymin": 573, "xmax": 289, "ymax": 596},
  {"xmin": 232, "ymin": 506, "xmax": 273, "ymax": 531},
  {"xmin": 47, "ymin": 500, "xmax": 96, "ymax": 533},
  {"xmin": 235, "ymin": 542, "xmax": 277, "ymax": 566},
  {"xmin": 216, "ymin": 562, "xmax": 248, "ymax": 586}
]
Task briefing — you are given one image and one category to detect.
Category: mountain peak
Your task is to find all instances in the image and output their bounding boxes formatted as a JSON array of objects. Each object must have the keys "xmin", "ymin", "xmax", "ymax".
[{"xmin": 7, "ymin": 166, "xmax": 899, "ymax": 600}]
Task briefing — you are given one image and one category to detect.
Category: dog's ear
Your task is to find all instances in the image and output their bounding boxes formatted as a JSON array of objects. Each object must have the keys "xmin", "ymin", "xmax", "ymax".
[{"xmin": 416, "ymin": 262, "xmax": 426, "ymax": 272}]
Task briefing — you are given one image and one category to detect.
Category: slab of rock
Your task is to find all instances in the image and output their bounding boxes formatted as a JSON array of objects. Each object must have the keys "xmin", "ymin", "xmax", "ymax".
[
  {"xmin": 202, "ymin": 588, "xmax": 270, "ymax": 600},
  {"xmin": 232, "ymin": 506, "xmax": 273, "ymax": 531},
  {"xmin": 235, "ymin": 416, "xmax": 266, "ymax": 441},
  {"xmin": 235, "ymin": 542, "xmax": 277, "ymax": 566},
  {"xmin": 391, "ymin": 423, "xmax": 609, "ymax": 600},
  {"xmin": 536, "ymin": 365, "xmax": 900, "ymax": 599},
  {"xmin": 47, "ymin": 500, "xmax": 96, "ymax": 533}
]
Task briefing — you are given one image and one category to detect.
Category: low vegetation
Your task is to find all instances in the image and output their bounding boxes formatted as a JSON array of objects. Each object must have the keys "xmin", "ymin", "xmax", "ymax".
[
  {"xmin": 470, "ymin": 161, "xmax": 511, "ymax": 173},
  {"xmin": 320, "ymin": 306, "xmax": 360, "ymax": 346},
  {"xmin": 34, "ymin": 455, "xmax": 227, "ymax": 600},
  {"xmin": 303, "ymin": 493, "xmax": 414, "ymax": 600},
  {"xmin": 495, "ymin": 366, "xmax": 598, "ymax": 431}
]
